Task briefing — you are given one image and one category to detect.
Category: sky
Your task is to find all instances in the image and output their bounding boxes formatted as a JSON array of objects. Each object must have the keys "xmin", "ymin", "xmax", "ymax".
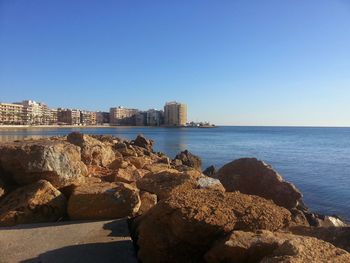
[{"xmin": 0, "ymin": 0, "xmax": 350, "ymax": 126}]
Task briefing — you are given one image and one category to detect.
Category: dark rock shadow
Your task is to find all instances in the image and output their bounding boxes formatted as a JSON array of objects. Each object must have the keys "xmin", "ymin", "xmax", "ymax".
[{"xmin": 20, "ymin": 240, "xmax": 137, "ymax": 263}]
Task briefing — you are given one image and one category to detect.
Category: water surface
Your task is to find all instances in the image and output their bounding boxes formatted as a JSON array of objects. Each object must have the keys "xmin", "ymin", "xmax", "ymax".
[{"xmin": 1, "ymin": 126, "xmax": 349, "ymax": 220}]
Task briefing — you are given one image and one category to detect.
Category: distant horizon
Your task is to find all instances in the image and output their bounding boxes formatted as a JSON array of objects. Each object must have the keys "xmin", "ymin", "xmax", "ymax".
[{"xmin": 1, "ymin": 0, "xmax": 350, "ymax": 126}]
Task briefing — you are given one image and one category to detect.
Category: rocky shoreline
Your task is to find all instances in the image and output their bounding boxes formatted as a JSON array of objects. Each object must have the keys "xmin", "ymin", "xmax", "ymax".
[{"xmin": 0, "ymin": 132, "xmax": 349, "ymax": 262}]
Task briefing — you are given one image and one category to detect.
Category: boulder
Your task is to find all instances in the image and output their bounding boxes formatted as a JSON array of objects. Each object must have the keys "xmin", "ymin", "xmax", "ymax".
[
  {"xmin": 290, "ymin": 226, "xmax": 350, "ymax": 252},
  {"xmin": 67, "ymin": 132, "xmax": 115, "ymax": 167},
  {"xmin": 109, "ymin": 157, "xmax": 129, "ymax": 170},
  {"xmin": 113, "ymin": 166, "xmax": 139, "ymax": 184},
  {"xmin": 216, "ymin": 158, "xmax": 302, "ymax": 209},
  {"xmin": 125, "ymin": 156, "xmax": 151, "ymax": 169},
  {"xmin": 138, "ymin": 191, "xmax": 157, "ymax": 215},
  {"xmin": 197, "ymin": 176, "xmax": 225, "ymax": 192},
  {"xmin": 143, "ymin": 163, "xmax": 177, "ymax": 174},
  {"xmin": 114, "ymin": 142, "xmax": 137, "ymax": 157},
  {"xmin": 136, "ymin": 189, "xmax": 293, "ymax": 263},
  {"xmin": 204, "ymin": 230, "xmax": 350, "ymax": 263},
  {"xmin": 174, "ymin": 150, "xmax": 202, "ymax": 170},
  {"xmin": 132, "ymin": 134, "xmax": 154, "ymax": 152},
  {"xmin": 136, "ymin": 170, "xmax": 194, "ymax": 200},
  {"xmin": 203, "ymin": 165, "xmax": 216, "ymax": 177},
  {"xmin": 67, "ymin": 181, "xmax": 140, "ymax": 220},
  {"xmin": 0, "ymin": 139, "xmax": 87, "ymax": 188},
  {"xmin": 0, "ymin": 180, "xmax": 67, "ymax": 226}
]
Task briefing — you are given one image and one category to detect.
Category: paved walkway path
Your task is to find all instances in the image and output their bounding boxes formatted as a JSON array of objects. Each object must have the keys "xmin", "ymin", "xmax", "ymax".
[{"xmin": 0, "ymin": 219, "xmax": 138, "ymax": 263}]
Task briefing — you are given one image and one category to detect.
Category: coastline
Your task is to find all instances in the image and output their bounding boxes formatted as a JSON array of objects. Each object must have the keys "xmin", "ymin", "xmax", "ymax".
[{"xmin": 0, "ymin": 125, "xmax": 216, "ymax": 129}]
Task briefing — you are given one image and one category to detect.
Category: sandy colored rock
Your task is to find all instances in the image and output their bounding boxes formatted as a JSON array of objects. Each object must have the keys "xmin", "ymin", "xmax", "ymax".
[
  {"xmin": 290, "ymin": 226, "xmax": 350, "ymax": 252},
  {"xmin": 113, "ymin": 166, "xmax": 139, "ymax": 183},
  {"xmin": 0, "ymin": 180, "xmax": 67, "ymax": 226},
  {"xmin": 174, "ymin": 150, "xmax": 202, "ymax": 170},
  {"xmin": 205, "ymin": 230, "xmax": 350, "ymax": 263},
  {"xmin": 68, "ymin": 181, "xmax": 140, "ymax": 220},
  {"xmin": 138, "ymin": 191, "xmax": 157, "ymax": 215},
  {"xmin": 67, "ymin": 132, "xmax": 116, "ymax": 167},
  {"xmin": 109, "ymin": 157, "xmax": 129, "ymax": 170},
  {"xmin": 143, "ymin": 163, "xmax": 178, "ymax": 173},
  {"xmin": 136, "ymin": 189, "xmax": 292, "ymax": 263},
  {"xmin": 125, "ymin": 156, "xmax": 151, "ymax": 169},
  {"xmin": 132, "ymin": 134, "xmax": 154, "ymax": 152},
  {"xmin": 217, "ymin": 158, "xmax": 303, "ymax": 209},
  {"xmin": 0, "ymin": 139, "xmax": 87, "ymax": 188},
  {"xmin": 136, "ymin": 170, "xmax": 194, "ymax": 200}
]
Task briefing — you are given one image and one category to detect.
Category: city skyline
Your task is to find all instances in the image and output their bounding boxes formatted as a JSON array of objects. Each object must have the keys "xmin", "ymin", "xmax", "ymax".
[
  {"xmin": 0, "ymin": 99, "xmax": 192, "ymax": 127},
  {"xmin": 1, "ymin": 1, "xmax": 350, "ymax": 126}
]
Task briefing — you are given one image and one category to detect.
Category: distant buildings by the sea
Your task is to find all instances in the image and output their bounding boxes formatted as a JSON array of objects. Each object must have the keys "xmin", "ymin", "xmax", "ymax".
[{"xmin": 0, "ymin": 100, "xmax": 195, "ymax": 127}]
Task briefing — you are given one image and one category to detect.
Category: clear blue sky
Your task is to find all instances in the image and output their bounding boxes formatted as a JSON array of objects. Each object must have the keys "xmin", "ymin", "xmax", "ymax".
[{"xmin": 1, "ymin": 0, "xmax": 349, "ymax": 126}]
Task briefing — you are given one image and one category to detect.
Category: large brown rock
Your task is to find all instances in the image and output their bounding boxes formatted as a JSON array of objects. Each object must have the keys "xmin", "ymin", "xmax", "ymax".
[
  {"xmin": 67, "ymin": 181, "xmax": 140, "ymax": 220},
  {"xmin": 217, "ymin": 158, "xmax": 302, "ymax": 209},
  {"xmin": 132, "ymin": 134, "xmax": 154, "ymax": 152},
  {"xmin": 125, "ymin": 156, "xmax": 152, "ymax": 169},
  {"xmin": 136, "ymin": 170, "xmax": 194, "ymax": 200},
  {"xmin": 67, "ymin": 132, "xmax": 116, "ymax": 167},
  {"xmin": 0, "ymin": 180, "xmax": 67, "ymax": 226},
  {"xmin": 204, "ymin": 230, "xmax": 350, "ymax": 263},
  {"xmin": 136, "ymin": 189, "xmax": 293, "ymax": 263},
  {"xmin": 174, "ymin": 150, "xmax": 202, "ymax": 170},
  {"xmin": 290, "ymin": 226, "xmax": 350, "ymax": 252},
  {"xmin": 0, "ymin": 139, "xmax": 87, "ymax": 188},
  {"xmin": 138, "ymin": 191, "xmax": 157, "ymax": 215}
]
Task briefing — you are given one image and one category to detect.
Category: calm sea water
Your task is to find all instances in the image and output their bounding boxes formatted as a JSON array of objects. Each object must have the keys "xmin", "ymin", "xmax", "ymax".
[{"xmin": 0, "ymin": 126, "xmax": 349, "ymax": 220}]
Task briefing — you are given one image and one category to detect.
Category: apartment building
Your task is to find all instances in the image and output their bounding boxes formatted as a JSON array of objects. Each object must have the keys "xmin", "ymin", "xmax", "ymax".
[
  {"xmin": 0, "ymin": 102, "xmax": 24, "ymax": 125},
  {"xmin": 146, "ymin": 109, "xmax": 164, "ymax": 126},
  {"xmin": 80, "ymin": 111, "xmax": 97, "ymax": 126},
  {"xmin": 57, "ymin": 108, "xmax": 81, "ymax": 125},
  {"xmin": 96, "ymin": 112, "xmax": 110, "ymax": 125},
  {"xmin": 14, "ymin": 100, "xmax": 51, "ymax": 125},
  {"xmin": 109, "ymin": 106, "xmax": 138, "ymax": 126},
  {"xmin": 164, "ymin": 101, "xmax": 187, "ymax": 126}
]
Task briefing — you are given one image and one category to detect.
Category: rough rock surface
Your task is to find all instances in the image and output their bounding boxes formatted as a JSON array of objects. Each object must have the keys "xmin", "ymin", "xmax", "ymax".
[
  {"xmin": 205, "ymin": 230, "xmax": 350, "ymax": 263},
  {"xmin": 132, "ymin": 134, "xmax": 154, "ymax": 152},
  {"xmin": 0, "ymin": 180, "xmax": 67, "ymax": 226},
  {"xmin": 68, "ymin": 181, "xmax": 140, "ymax": 220},
  {"xmin": 174, "ymin": 150, "xmax": 202, "ymax": 170},
  {"xmin": 203, "ymin": 165, "xmax": 216, "ymax": 177},
  {"xmin": 67, "ymin": 132, "xmax": 115, "ymax": 167},
  {"xmin": 217, "ymin": 158, "xmax": 302, "ymax": 209},
  {"xmin": 197, "ymin": 176, "xmax": 225, "ymax": 192},
  {"xmin": 136, "ymin": 188, "xmax": 292, "ymax": 263},
  {"xmin": 136, "ymin": 170, "xmax": 194, "ymax": 200},
  {"xmin": 138, "ymin": 191, "xmax": 157, "ymax": 215},
  {"xmin": 0, "ymin": 139, "xmax": 87, "ymax": 188},
  {"xmin": 290, "ymin": 226, "xmax": 350, "ymax": 252},
  {"xmin": 113, "ymin": 166, "xmax": 139, "ymax": 184}
]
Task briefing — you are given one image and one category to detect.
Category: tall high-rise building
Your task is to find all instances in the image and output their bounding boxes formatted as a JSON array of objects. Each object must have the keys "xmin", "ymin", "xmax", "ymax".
[
  {"xmin": 109, "ymin": 106, "xmax": 138, "ymax": 126},
  {"xmin": 164, "ymin": 102, "xmax": 187, "ymax": 126}
]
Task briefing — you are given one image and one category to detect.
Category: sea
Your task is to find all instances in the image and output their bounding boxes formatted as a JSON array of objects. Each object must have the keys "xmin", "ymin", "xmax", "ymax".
[{"xmin": 0, "ymin": 126, "xmax": 349, "ymax": 221}]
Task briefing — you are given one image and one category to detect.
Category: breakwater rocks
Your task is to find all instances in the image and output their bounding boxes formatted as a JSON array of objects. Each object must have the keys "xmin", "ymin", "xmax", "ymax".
[{"xmin": 0, "ymin": 132, "xmax": 349, "ymax": 262}]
